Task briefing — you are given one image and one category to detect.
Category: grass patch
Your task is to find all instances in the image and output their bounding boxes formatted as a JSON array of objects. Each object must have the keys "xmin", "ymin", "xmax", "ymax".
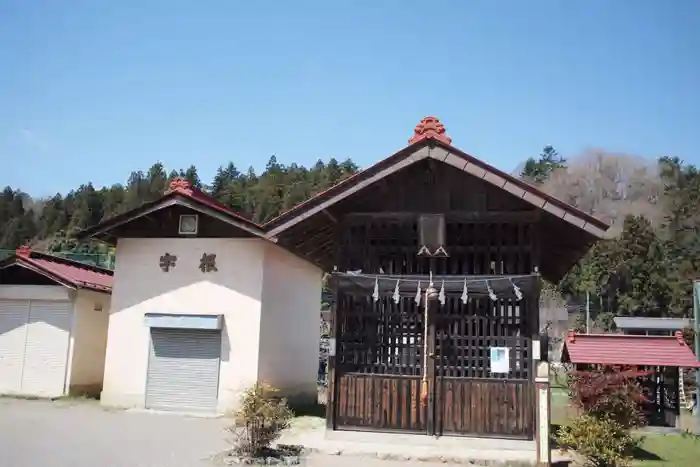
[
  {"xmin": 631, "ymin": 433, "xmax": 700, "ymax": 466},
  {"xmin": 550, "ymin": 370, "xmax": 700, "ymax": 466}
]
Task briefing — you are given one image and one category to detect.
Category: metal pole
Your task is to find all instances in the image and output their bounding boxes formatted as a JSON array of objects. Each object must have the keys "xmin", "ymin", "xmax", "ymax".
[
  {"xmin": 693, "ymin": 281, "xmax": 700, "ymax": 429},
  {"xmin": 586, "ymin": 291, "xmax": 590, "ymax": 334}
]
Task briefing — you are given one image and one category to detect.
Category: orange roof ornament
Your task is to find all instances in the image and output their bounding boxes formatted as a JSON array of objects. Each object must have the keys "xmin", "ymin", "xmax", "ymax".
[
  {"xmin": 166, "ymin": 177, "xmax": 193, "ymax": 195},
  {"xmin": 675, "ymin": 330, "xmax": 685, "ymax": 345},
  {"xmin": 16, "ymin": 245, "xmax": 31, "ymax": 257},
  {"xmin": 408, "ymin": 116, "xmax": 452, "ymax": 145}
]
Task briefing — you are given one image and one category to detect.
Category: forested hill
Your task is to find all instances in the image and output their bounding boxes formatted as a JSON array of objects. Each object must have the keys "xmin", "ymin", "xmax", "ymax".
[
  {"xmin": 0, "ymin": 156, "xmax": 358, "ymax": 254},
  {"xmin": 3, "ymin": 147, "xmax": 700, "ymax": 326}
]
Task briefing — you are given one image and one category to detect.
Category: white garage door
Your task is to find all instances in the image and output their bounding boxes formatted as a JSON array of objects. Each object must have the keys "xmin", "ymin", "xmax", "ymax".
[
  {"xmin": 0, "ymin": 300, "xmax": 30, "ymax": 394},
  {"xmin": 0, "ymin": 299, "xmax": 71, "ymax": 397},
  {"xmin": 145, "ymin": 328, "xmax": 221, "ymax": 412},
  {"xmin": 22, "ymin": 301, "xmax": 72, "ymax": 397}
]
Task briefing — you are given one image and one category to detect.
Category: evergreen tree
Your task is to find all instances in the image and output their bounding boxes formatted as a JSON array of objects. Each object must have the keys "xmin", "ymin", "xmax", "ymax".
[{"xmin": 522, "ymin": 145, "xmax": 567, "ymax": 183}]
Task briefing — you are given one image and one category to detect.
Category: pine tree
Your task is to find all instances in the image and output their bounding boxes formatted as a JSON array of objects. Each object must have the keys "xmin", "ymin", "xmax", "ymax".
[{"xmin": 521, "ymin": 145, "xmax": 567, "ymax": 183}]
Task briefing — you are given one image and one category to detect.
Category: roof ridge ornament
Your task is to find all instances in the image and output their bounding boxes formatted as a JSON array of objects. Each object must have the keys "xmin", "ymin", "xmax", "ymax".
[
  {"xmin": 675, "ymin": 330, "xmax": 685, "ymax": 345},
  {"xmin": 408, "ymin": 116, "xmax": 452, "ymax": 145},
  {"xmin": 16, "ymin": 245, "xmax": 31, "ymax": 257},
  {"xmin": 167, "ymin": 177, "xmax": 193, "ymax": 194}
]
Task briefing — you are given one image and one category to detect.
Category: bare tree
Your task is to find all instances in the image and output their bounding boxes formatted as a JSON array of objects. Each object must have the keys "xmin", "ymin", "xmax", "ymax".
[{"xmin": 540, "ymin": 149, "xmax": 664, "ymax": 237}]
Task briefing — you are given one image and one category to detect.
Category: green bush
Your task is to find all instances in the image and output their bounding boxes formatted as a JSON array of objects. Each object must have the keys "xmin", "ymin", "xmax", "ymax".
[
  {"xmin": 227, "ymin": 382, "xmax": 293, "ymax": 458},
  {"xmin": 557, "ymin": 415, "xmax": 641, "ymax": 467},
  {"xmin": 558, "ymin": 366, "xmax": 649, "ymax": 466}
]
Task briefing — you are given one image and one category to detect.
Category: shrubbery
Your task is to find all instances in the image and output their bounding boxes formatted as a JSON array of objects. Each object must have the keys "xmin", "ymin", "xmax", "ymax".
[
  {"xmin": 228, "ymin": 382, "xmax": 294, "ymax": 458},
  {"xmin": 557, "ymin": 415, "xmax": 640, "ymax": 467},
  {"xmin": 556, "ymin": 366, "xmax": 649, "ymax": 467}
]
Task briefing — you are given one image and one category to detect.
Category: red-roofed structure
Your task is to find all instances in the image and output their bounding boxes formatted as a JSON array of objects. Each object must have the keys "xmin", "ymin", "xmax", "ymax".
[
  {"xmin": 562, "ymin": 331, "xmax": 699, "ymax": 429},
  {"xmin": 9, "ymin": 246, "xmax": 113, "ymax": 293},
  {"xmin": 0, "ymin": 247, "xmax": 113, "ymax": 399},
  {"xmin": 561, "ymin": 330, "xmax": 700, "ymax": 368}
]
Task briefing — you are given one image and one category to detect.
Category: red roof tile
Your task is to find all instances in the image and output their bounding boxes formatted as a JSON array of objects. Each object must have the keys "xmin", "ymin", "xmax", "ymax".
[
  {"xmin": 10, "ymin": 247, "xmax": 113, "ymax": 293},
  {"xmin": 562, "ymin": 331, "xmax": 700, "ymax": 368},
  {"xmin": 165, "ymin": 178, "xmax": 263, "ymax": 228}
]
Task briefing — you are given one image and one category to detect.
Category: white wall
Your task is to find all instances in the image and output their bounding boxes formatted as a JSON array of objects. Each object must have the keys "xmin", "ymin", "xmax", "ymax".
[
  {"xmin": 67, "ymin": 289, "xmax": 111, "ymax": 396},
  {"xmin": 0, "ymin": 285, "xmax": 71, "ymax": 302},
  {"xmin": 258, "ymin": 243, "xmax": 322, "ymax": 405},
  {"xmin": 101, "ymin": 237, "xmax": 265, "ymax": 413}
]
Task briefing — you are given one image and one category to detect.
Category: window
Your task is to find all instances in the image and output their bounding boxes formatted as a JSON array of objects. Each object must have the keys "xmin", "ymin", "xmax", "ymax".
[{"xmin": 178, "ymin": 214, "xmax": 199, "ymax": 235}]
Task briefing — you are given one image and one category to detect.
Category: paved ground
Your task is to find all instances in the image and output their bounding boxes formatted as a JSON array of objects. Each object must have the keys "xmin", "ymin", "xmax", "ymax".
[
  {"xmin": 0, "ymin": 398, "xmax": 470, "ymax": 467},
  {"xmin": 0, "ymin": 398, "xmax": 230, "ymax": 467}
]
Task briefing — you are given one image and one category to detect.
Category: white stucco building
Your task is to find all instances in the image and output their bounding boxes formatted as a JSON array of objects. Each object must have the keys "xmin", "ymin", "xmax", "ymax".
[
  {"xmin": 80, "ymin": 179, "xmax": 322, "ymax": 414},
  {"xmin": 0, "ymin": 248, "xmax": 113, "ymax": 398}
]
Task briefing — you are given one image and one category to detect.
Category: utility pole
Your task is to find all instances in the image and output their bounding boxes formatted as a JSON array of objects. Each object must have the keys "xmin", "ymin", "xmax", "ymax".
[
  {"xmin": 693, "ymin": 281, "xmax": 700, "ymax": 431},
  {"xmin": 585, "ymin": 291, "xmax": 591, "ymax": 334}
]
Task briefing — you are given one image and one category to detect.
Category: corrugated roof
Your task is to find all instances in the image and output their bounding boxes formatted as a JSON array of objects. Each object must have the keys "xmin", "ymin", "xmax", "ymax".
[
  {"xmin": 613, "ymin": 316, "xmax": 693, "ymax": 330},
  {"xmin": 562, "ymin": 331, "xmax": 700, "ymax": 368},
  {"xmin": 4, "ymin": 247, "xmax": 113, "ymax": 293}
]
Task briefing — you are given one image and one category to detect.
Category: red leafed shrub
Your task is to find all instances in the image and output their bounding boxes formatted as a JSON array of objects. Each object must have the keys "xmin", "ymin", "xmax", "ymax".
[
  {"xmin": 558, "ymin": 366, "xmax": 650, "ymax": 466},
  {"xmin": 567, "ymin": 366, "xmax": 651, "ymax": 429}
]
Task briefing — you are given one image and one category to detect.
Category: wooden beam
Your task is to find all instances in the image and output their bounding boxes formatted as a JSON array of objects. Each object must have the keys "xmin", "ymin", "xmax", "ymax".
[
  {"xmin": 303, "ymin": 236, "xmax": 336, "ymax": 259},
  {"xmin": 343, "ymin": 210, "xmax": 541, "ymax": 222},
  {"xmin": 322, "ymin": 209, "xmax": 338, "ymax": 223},
  {"xmin": 266, "ymin": 146, "xmax": 430, "ymax": 236},
  {"xmin": 292, "ymin": 225, "xmax": 334, "ymax": 249}
]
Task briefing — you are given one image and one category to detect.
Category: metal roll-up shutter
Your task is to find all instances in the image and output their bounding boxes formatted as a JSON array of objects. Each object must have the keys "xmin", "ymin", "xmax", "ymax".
[
  {"xmin": 21, "ymin": 300, "xmax": 72, "ymax": 397},
  {"xmin": 145, "ymin": 328, "xmax": 221, "ymax": 412},
  {"xmin": 0, "ymin": 300, "xmax": 30, "ymax": 394}
]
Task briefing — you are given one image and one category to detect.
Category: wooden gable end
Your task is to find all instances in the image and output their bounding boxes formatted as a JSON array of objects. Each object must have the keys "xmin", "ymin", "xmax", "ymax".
[
  {"xmin": 274, "ymin": 148, "xmax": 601, "ymax": 282},
  {"xmin": 97, "ymin": 204, "xmax": 259, "ymax": 245}
]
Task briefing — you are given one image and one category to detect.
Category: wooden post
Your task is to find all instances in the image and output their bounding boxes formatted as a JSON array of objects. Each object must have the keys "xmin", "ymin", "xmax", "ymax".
[
  {"xmin": 427, "ymin": 308, "xmax": 436, "ymax": 436},
  {"xmin": 325, "ymin": 285, "xmax": 337, "ymax": 430},
  {"xmin": 535, "ymin": 360, "xmax": 551, "ymax": 466},
  {"xmin": 693, "ymin": 280, "xmax": 700, "ymax": 432}
]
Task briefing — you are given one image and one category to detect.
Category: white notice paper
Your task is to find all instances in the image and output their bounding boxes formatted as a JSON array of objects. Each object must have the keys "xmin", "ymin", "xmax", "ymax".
[{"xmin": 490, "ymin": 347, "xmax": 510, "ymax": 374}]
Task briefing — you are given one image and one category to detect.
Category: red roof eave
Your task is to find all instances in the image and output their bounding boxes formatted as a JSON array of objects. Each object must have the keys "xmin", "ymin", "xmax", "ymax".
[
  {"xmin": 8, "ymin": 249, "xmax": 113, "ymax": 294},
  {"xmin": 563, "ymin": 332, "xmax": 700, "ymax": 368},
  {"xmin": 169, "ymin": 186, "xmax": 264, "ymax": 229}
]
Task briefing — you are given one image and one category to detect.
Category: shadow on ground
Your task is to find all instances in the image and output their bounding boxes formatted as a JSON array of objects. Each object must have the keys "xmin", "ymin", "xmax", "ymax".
[
  {"xmin": 290, "ymin": 402, "xmax": 326, "ymax": 418},
  {"xmin": 631, "ymin": 445, "xmax": 664, "ymax": 461}
]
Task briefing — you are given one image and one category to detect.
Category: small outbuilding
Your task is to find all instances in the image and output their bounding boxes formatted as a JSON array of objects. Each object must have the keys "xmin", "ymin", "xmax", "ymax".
[
  {"xmin": 562, "ymin": 331, "xmax": 700, "ymax": 428},
  {"xmin": 77, "ymin": 179, "xmax": 322, "ymax": 414},
  {"xmin": 0, "ymin": 247, "xmax": 113, "ymax": 398}
]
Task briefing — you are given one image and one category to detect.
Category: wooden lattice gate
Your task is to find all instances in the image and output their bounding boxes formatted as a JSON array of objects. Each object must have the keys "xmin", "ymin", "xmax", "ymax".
[{"xmin": 329, "ymin": 287, "xmax": 535, "ymax": 439}]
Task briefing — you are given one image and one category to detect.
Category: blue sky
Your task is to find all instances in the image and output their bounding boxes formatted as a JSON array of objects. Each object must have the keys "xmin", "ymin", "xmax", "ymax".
[{"xmin": 2, "ymin": 0, "xmax": 699, "ymax": 197}]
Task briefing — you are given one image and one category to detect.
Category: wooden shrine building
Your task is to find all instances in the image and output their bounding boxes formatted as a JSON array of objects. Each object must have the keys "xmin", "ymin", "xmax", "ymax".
[{"xmin": 266, "ymin": 117, "xmax": 609, "ymax": 441}]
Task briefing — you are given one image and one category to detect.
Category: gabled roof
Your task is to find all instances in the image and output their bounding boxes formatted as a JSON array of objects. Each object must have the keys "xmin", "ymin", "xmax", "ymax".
[
  {"xmin": 562, "ymin": 331, "xmax": 700, "ymax": 368},
  {"xmin": 614, "ymin": 316, "xmax": 694, "ymax": 331},
  {"xmin": 264, "ymin": 117, "xmax": 609, "ymax": 238},
  {"xmin": 77, "ymin": 178, "xmax": 266, "ymax": 242},
  {"xmin": 1, "ymin": 247, "xmax": 113, "ymax": 293}
]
